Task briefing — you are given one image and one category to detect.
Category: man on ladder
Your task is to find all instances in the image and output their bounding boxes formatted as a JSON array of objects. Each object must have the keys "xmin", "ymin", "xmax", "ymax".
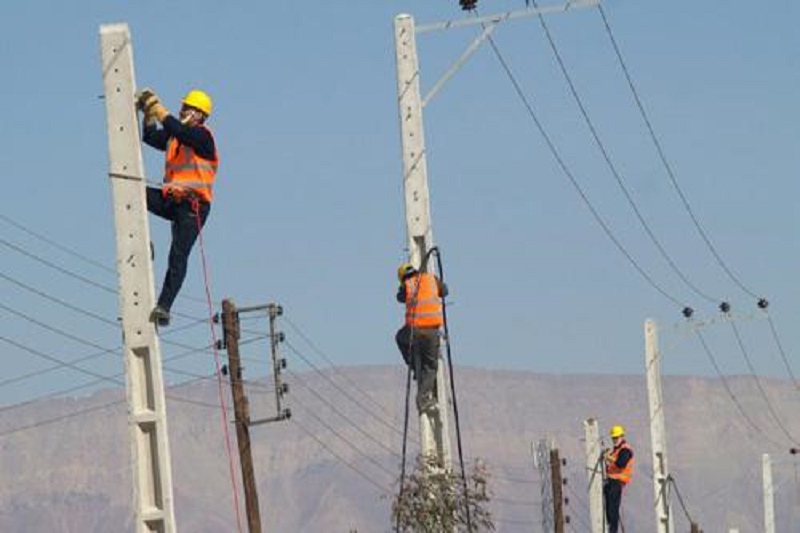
[
  {"xmin": 136, "ymin": 88, "xmax": 218, "ymax": 326},
  {"xmin": 395, "ymin": 262, "xmax": 448, "ymax": 412}
]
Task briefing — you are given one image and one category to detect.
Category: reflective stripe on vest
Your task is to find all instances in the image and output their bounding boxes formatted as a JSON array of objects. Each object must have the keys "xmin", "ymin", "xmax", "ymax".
[
  {"xmin": 163, "ymin": 126, "xmax": 218, "ymax": 203},
  {"xmin": 606, "ymin": 442, "xmax": 634, "ymax": 484},
  {"xmin": 405, "ymin": 273, "xmax": 443, "ymax": 328}
]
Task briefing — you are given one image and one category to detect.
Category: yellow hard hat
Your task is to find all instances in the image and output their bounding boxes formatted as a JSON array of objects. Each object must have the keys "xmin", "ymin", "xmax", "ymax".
[
  {"xmin": 182, "ymin": 89, "xmax": 213, "ymax": 116},
  {"xmin": 397, "ymin": 262, "xmax": 415, "ymax": 282},
  {"xmin": 610, "ymin": 425, "xmax": 626, "ymax": 438}
]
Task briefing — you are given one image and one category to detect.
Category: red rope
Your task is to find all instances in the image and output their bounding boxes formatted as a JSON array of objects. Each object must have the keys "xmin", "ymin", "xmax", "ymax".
[{"xmin": 192, "ymin": 199, "xmax": 245, "ymax": 533}]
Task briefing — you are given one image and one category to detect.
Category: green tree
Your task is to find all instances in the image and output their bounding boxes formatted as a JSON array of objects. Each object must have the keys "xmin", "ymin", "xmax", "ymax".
[{"xmin": 391, "ymin": 454, "xmax": 495, "ymax": 532}]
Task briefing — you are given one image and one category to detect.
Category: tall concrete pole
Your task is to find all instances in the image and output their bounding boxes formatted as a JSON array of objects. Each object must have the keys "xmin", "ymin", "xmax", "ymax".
[
  {"xmin": 99, "ymin": 23, "xmax": 176, "ymax": 533},
  {"xmin": 763, "ymin": 453, "xmax": 776, "ymax": 533},
  {"xmin": 394, "ymin": 13, "xmax": 452, "ymax": 467},
  {"xmin": 583, "ymin": 418, "xmax": 604, "ymax": 533},
  {"xmin": 645, "ymin": 319, "xmax": 674, "ymax": 533}
]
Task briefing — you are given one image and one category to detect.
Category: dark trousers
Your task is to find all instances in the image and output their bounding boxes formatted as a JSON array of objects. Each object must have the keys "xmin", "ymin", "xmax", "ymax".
[
  {"xmin": 395, "ymin": 324, "xmax": 440, "ymax": 408},
  {"xmin": 604, "ymin": 479, "xmax": 623, "ymax": 533},
  {"xmin": 146, "ymin": 187, "xmax": 210, "ymax": 311}
]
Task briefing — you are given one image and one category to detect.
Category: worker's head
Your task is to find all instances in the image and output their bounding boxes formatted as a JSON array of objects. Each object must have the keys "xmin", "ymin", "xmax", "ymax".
[
  {"xmin": 397, "ymin": 262, "xmax": 416, "ymax": 282},
  {"xmin": 180, "ymin": 89, "xmax": 213, "ymax": 126},
  {"xmin": 610, "ymin": 424, "xmax": 626, "ymax": 441}
]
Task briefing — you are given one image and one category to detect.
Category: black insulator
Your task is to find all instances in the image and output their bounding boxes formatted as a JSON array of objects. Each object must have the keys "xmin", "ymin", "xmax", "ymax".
[
  {"xmin": 281, "ymin": 383, "xmax": 290, "ymax": 395},
  {"xmin": 564, "ymin": 497, "xmax": 569, "ymax": 506},
  {"xmin": 719, "ymin": 301, "xmax": 731, "ymax": 314},
  {"xmin": 791, "ymin": 447, "xmax": 798, "ymax": 455},
  {"xmin": 280, "ymin": 358, "xmax": 287, "ymax": 369},
  {"xmin": 221, "ymin": 364, "xmax": 228, "ymax": 376},
  {"xmin": 277, "ymin": 332, "xmax": 286, "ymax": 343},
  {"xmin": 460, "ymin": 0, "xmax": 477, "ymax": 10},
  {"xmin": 215, "ymin": 340, "xmax": 223, "ymax": 350},
  {"xmin": 562, "ymin": 478, "xmax": 567, "ymax": 486},
  {"xmin": 758, "ymin": 298, "xmax": 769, "ymax": 310},
  {"xmin": 283, "ymin": 408, "xmax": 292, "ymax": 420},
  {"xmin": 565, "ymin": 516, "xmax": 571, "ymax": 524},
  {"xmin": 682, "ymin": 307, "xmax": 694, "ymax": 319},
  {"xmin": 212, "ymin": 312, "xmax": 220, "ymax": 324},
  {"xmin": 561, "ymin": 458, "xmax": 566, "ymax": 466}
]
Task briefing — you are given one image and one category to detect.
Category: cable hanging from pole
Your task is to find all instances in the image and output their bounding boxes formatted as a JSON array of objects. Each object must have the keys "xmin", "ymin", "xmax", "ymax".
[{"xmin": 428, "ymin": 245, "xmax": 474, "ymax": 532}]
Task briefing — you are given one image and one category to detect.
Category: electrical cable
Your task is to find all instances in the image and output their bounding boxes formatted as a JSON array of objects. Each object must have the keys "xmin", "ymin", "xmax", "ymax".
[
  {"xmin": 596, "ymin": 4, "xmax": 761, "ymax": 302},
  {"xmin": 763, "ymin": 311, "xmax": 800, "ymax": 390},
  {"xmin": 283, "ymin": 316, "xmax": 397, "ymax": 419},
  {"xmin": 693, "ymin": 328, "xmax": 784, "ymax": 448},
  {"xmin": 290, "ymin": 417, "xmax": 391, "ymax": 494},
  {"xmin": 429, "ymin": 246, "xmax": 473, "ymax": 531},
  {"xmin": 532, "ymin": 0, "xmax": 716, "ymax": 305},
  {"xmin": 282, "ymin": 339, "xmax": 418, "ymax": 446},
  {"xmin": 727, "ymin": 317, "xmax": 798, "ymax": 444},
  {"xmin": 483, "ymin": 29, "xmax": 686, "ymax": 309},
  {"xmin": 289, "ymin": 392, "xmax": 398, "ymax": 479},
  {"xmin": 286, "ymin": 368, "xmax": 401, "ymax": 459}
]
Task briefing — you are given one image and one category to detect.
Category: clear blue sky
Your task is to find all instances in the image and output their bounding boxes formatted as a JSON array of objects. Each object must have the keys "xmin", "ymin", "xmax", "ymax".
[{"xmin": 1, "ymin": 0, "xmax": 798, "ymax": 406}]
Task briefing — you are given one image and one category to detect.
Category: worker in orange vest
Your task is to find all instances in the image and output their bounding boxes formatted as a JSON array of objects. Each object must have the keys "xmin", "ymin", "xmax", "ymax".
[
  {"xmin": 395, "ymin": 263, "xmax": 448, "ymax": 412},
  {"xmin": 604, "ymin": 424, "xmax": 634, "ymax": 533},
  {"xmin": 136, "ymin": 88, "xmax": 218, "ymax": 327}
]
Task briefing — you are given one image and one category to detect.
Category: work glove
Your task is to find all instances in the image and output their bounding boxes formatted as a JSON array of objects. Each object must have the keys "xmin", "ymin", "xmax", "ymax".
[{"xmin": 135, "ymin": 87, "xmax": 156, "ymax": 111}]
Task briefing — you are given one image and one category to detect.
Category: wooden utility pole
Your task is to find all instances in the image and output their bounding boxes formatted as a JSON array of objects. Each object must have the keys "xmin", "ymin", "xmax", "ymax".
[
  {"xmin": 550, "ymin": 448, "xmax": 565, "ymax": 533},
  {"xmin": 222, "ymin": 299, "xmax": 261, "ymax": 533}
]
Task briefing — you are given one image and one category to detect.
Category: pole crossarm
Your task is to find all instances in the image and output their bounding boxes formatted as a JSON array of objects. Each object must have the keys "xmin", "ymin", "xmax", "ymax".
[{"xmin": 416, "ymin": 0, "xmax": 600, "ymax": 33}]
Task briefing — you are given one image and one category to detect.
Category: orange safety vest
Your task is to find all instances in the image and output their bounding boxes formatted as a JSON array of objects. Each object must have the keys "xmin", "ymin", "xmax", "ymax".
[
  {"xmin": 163, "ymin": 126, "xmax": 218, "ymax": 203},
  {"xmin": 404, "ymin": 273, "xmax": 444, "ymax": 328},
  {"xmin": 606, "ymin": 441, "xmax": 634, "ymax": 484}
]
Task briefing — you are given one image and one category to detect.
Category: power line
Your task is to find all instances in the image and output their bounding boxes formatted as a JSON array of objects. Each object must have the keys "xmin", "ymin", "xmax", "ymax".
[
  {"xmin": 693, "ymin": 327, "xmax": 784, "ymax": 448},
  {"xmin": 283, "ymin": 339, "xmax": 417, "ymax": 445},
  {"xmin": 287, "ymin": 368, "xmax": 401, "ymax": 459},
  {"xmin": 283, "ymin": 316, "xmax": 397, "ymax": 419},
  {"xmin": 596, "ymin": 4, "xmax": 761, "ymax": 301},
  {"xmin": 727, "ymin": 317, "xmax": 798, "ymax": 444},
  {"xmin": 532, "ymin": 0, "xmax": 716, "ymax": 305},
  {"xmin": 483, "ymin": 29, "xmax": 686, "ymax": 308},
  {"xmin": 290, "ymin": 417, "xmax": 392, "ymax": 494}
]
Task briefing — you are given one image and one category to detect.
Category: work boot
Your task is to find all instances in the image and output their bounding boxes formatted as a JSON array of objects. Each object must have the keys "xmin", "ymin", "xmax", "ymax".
[
  {"xmin": 416, "ymin": 391, "xmax": 437, "ymax": 412},
  {"xmin": 149, "ymin": 305, "xmax": 170, "ymax": 327}
]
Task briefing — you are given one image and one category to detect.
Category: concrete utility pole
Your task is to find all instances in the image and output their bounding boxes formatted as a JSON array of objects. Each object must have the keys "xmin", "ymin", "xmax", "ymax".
[
  {"xmin": 550, "ymin": 448, "xmax": 566, "ymax": 533},
  {"xmin": 99, "ymin": 23, "xmax": 176, "ymax": 533},
  {"xmin": 763, "ymin": 453, "xmax": 776, "ymax": 533},
  {"xmin": 583, "ymin": 418, "xmax": 604, "ymax": 533},
  {"xmin": 221, "ymin": 299, "xmax": 261, "ymax": 533},
  {"xmin": 644, "ymin": 319, "xmax": 674, "ymax": 533},
  {"xmin": 394, "ymin": 14, "xmax": 452, "ymax": 466},
  {"xmin": 393, "ymin": 0, "xmax": 598, "ymax": 467}
]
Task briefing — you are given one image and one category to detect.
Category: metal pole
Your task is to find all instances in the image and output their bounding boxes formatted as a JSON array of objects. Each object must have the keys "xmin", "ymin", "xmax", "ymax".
[
  {"xmin": 223, "ymin": 299, "xmax": 262, "ymax": 533},
  {"xmin": 763, "ymin": 453, "xmax": 776, "ymax": 533},
  {"xmin": 645, "ymin": 319, "xmax": 674, "ymax": 533},
  {"xmin": 583, "ymin": 419, "xmax": 604, "ymax": 533},
  {"xmin": 99, "ymin": 23, "xmax": 176, "ymax": 533}
]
